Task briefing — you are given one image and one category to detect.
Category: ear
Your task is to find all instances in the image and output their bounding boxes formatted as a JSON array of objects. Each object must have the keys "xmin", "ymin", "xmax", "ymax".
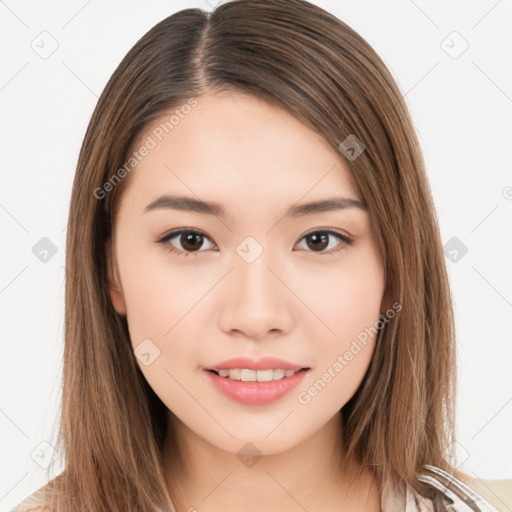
[{"xmin": 105, "ymin": 239, "xmax": 127, "ymax": 316}]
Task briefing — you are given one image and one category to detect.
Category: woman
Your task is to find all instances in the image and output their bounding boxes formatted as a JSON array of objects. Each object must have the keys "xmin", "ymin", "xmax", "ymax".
[{"xmin": 10, "ymin": 0, "xmax": 501, "ymax": 510}]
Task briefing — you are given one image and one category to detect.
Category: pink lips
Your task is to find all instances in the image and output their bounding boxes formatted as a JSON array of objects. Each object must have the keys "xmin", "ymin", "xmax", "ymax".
[
  {"xmin": 206, "ymin": 356, "xmax": 308, "ymax": 371},
  {"xmin": 203, "ymin": 356, "xmax": 310, "ymax": 406}
]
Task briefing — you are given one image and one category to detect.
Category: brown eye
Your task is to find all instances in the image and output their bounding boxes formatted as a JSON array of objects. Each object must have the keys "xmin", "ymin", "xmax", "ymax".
[
  {"xmin": 179, "ymin": 232, "xmax": 204, "ymax": 252},
  {"xmin": 296, "ymin": 230, "xmax": 353, "ymax": 254},
  {"xmin": 157, "ymin": 229, "xmax": 216, "ymax": 256},
  {"xmin": 305, "ymin": 232, "xmax": 329, "ymax": 251}
]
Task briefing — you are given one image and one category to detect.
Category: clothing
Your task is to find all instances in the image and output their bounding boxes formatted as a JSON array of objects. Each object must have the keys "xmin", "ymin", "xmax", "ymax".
[
  {"xmin": 9, "ymin": 464, "xmax": 503, "ymax": 512},
  {"xmin": 382, "ymin": 465, "xmax": 501, "ymax": 511}
]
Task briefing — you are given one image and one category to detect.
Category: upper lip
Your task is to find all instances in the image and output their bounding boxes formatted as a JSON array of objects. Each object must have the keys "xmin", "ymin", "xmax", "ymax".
[{"xmin": 205, "ymin": 357, "xmax": 310, "ymax": 371}]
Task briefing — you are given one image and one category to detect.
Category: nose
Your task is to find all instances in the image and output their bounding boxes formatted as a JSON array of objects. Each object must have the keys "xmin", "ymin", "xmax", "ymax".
[{"xmin": 218, "ymin": 250, "xmax": 294, "ymax": 341}]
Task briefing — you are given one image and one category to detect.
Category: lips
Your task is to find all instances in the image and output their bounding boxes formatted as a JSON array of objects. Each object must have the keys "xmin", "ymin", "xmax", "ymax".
[
  {"xmin": 205, "ymin": 356, "xmax": 310, "ymax": 372},
  {"xmin": 204, "ymin": 367, "xmax": 309, "ymax": 405},
  {"xmin": 203, "ymin": 356, "xmax": 311, "ymax": 406}
]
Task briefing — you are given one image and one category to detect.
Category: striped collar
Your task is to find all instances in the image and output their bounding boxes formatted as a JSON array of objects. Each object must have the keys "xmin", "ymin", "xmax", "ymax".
[{"xmin": 382, "ymin": 465, "xmax": 500, "ymax": 512}]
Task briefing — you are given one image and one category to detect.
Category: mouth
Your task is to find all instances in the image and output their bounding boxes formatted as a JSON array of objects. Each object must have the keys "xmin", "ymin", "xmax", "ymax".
[
  {"xmin": 205, "ymin": 367, "xmax": 310, "ymax": 382},
  {"xmin": 204, "ymin": 367, "xmax": 310, "ymax": 406}
]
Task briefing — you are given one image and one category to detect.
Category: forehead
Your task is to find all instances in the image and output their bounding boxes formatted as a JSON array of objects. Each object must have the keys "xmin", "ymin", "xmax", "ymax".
[{"xmin": 118, "ymin": 92, "xmax": 361, "ymax": 218}]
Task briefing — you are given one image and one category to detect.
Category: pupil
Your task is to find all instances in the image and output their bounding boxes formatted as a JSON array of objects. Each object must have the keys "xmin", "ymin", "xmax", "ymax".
[
  {"xmin": 308, "ymin": 233, "xmax": 328, "ymax": 251},
  {"xmin": 182, "ymin": 233, "xmax": 202, "ymax": 251}
]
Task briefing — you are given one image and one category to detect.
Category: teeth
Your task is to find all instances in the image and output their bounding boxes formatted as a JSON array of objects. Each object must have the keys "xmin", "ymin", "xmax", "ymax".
[{"xmin": 215, "ymin": 368, "xmax": 301, "ymax": 381}]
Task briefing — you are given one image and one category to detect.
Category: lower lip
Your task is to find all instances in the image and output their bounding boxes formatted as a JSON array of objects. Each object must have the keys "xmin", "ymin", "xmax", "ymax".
[{"xmin": 204, "ymin": 369, "xmax": 309, "ymax": 406}]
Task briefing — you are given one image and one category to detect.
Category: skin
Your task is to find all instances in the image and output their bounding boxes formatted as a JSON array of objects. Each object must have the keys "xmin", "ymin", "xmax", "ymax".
[{"xmin": 106, "ymin": 92, "xmax": 385, "ymax": 511}]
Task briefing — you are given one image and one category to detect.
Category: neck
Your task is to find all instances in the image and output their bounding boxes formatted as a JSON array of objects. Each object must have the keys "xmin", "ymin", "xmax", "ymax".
[{"xmin": 162, "ymin": 412, "xmax": 381, "ymax": 512}]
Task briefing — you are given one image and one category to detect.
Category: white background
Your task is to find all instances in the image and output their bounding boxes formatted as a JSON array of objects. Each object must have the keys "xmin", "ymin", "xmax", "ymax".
[{"xmin": 1, "ymin": 0, "xmax": 511, "ymax": 510}]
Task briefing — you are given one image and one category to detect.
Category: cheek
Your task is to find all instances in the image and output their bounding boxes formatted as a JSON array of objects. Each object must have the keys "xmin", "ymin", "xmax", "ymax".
[
  {"xmin": 117, "ymin": 232, "xmax": 216, "ymax": 342},
  {"xmin": 298, "ymin": 246, "xmax": 384, "ymax": 344},
  {"xmin": 296, "ymin": 248, "xmax": 384, "ymax": 404},
  {"xmin": 299, "ymin": 344, "xmax": 375, "ymax": 412},
  {"xmin": 120, "ymin": 256, "xmax": 207, "ymax": 416},
  {"xmin": 122, "ymin": 267, "xmax": 208, "ymax": 381}
]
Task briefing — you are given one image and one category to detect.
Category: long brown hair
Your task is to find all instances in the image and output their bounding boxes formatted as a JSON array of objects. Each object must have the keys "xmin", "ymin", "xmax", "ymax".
[{"xmin": 40, "ymin": 0, "xmax": 470, "ymax": 510}]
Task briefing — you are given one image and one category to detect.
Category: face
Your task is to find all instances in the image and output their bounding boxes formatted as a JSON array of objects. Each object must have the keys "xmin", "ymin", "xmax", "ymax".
[{"xmin": 106, "ymin": 92, "xmax": 385, "ymax": 457}]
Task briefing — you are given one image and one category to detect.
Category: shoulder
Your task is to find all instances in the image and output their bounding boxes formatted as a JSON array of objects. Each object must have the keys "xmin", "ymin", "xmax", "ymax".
[
  {"xmin": 413, "ymin": 465, "xmax": 506, "ymax": 512},
  {"xmin": 471, "ymin": 477, "xmax": 512, "ymax": 512},
  {"xmin": 383, "ymin": 465, "xmax": 508, "ymax": 512},
  {"xmin": 8, "ymin": 484, "xmax": 53, "ymax": 512}
]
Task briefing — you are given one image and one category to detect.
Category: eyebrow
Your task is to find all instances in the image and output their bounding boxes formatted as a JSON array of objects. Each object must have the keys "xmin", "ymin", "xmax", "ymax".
[{"xmin": 143, "ymin": 194, "xmax": 367, "ymax": 218}]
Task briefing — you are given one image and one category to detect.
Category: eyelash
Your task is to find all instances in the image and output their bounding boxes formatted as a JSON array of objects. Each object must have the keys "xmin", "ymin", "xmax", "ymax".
[{"xmin": 155, "ymin": 228, "xmax": 353, "ymax": 257}]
